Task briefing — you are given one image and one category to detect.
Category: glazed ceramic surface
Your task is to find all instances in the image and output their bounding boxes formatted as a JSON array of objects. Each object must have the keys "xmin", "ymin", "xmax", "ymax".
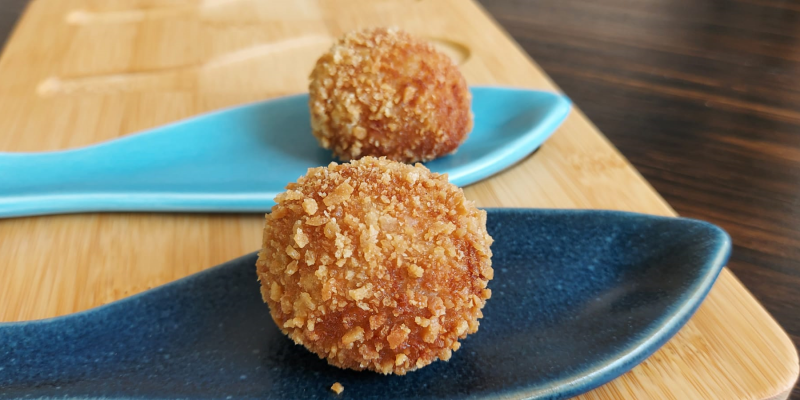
[
  {"xmin": 0, "ymin": 88, "xmax": 571, "ymax": 218},
  {"xmin": 0, "ymin": 209, "xmax": 730, "ymax": 399}
]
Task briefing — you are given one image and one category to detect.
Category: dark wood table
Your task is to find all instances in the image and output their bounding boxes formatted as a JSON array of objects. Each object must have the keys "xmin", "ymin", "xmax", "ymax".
[
  {"xmin": 476, "ymin": 1, "xmax": 800, "ymax": 397},
  {"xmin": 2, "ymin": 0, "xmax": 798, "ymax": 397}
]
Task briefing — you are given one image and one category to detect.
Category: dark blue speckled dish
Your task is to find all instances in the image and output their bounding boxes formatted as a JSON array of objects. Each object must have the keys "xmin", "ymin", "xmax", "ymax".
[{"xmin": 0, "ymin": 209, "xmax": 730, "ymax": 399}]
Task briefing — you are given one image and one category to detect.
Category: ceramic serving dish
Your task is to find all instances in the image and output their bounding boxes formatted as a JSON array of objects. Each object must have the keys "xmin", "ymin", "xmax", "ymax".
[
  {"xmin": 0, "ymin": 209, "xmax": 730, "ymax": 399},
  {"xmin": 0, "ymin": 87, "xmax": 570, "ymax": 218}
]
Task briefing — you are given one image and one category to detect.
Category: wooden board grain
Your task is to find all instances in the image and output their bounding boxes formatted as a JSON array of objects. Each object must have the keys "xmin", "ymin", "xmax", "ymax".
[{"xmin": 0, "ymin": 0, "xmax": 797, "ymax": 398}]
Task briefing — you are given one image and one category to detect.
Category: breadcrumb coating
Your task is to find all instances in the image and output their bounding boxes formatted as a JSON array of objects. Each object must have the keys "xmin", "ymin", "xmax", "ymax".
[
  {"xmin": 308, "ymin": 27, "xmax": 473, "ymax": 163},
  {"xmin": 256, "ymin": 157, "xmax": 493, "ymax": 375}
]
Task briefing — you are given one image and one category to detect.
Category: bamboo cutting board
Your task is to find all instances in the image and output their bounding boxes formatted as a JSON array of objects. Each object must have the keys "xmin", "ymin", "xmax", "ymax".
[{"xmin": 0, "ymin": 0, "xmax": 797, "ymax": 398}]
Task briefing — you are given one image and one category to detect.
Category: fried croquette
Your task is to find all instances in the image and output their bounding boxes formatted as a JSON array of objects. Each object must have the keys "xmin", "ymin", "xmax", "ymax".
[
  {"xmin": 308, "ymin": 28, "xmax": 473, "ymax": 163},
  {"xmin": 256, "ymin": 157, "xmax": 493, "ymax": 375}
]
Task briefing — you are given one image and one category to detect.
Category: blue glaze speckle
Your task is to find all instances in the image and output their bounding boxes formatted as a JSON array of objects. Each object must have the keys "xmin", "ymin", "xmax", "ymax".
[
  {"xmin": 0, "ymin": 209, "xmax": 730, "ymax": 399},
  {"xmin": 0, "ymin": 87, "xmax": 570, "ymax": 219}
]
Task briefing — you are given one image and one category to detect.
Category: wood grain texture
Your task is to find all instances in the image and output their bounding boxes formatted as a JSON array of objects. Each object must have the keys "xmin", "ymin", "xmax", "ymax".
[
  {"xmin": 0, "ymin": 0, "xmax": 796, "ymax": 398},
  {"xmin": 476, "ymin": 1, "xmax": 800, "ymax": 397}
]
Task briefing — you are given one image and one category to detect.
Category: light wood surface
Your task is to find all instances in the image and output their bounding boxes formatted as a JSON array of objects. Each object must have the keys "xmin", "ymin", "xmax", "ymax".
[{"xmin": 0, "ymin": 0, "xmax": 797, "ymax": 398}]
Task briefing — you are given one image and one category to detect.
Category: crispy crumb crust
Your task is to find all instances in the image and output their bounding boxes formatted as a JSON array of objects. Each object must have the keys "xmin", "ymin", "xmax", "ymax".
[
  {"xmin": 308, "ymin": 27, "xmax": 473, "ymax": 163},
  {"xmin": 256, "ymin": 157, "xmax": 493, "ymax": 374}
]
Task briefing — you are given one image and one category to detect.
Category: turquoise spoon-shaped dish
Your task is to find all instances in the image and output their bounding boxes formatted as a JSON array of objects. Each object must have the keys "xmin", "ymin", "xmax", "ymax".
[{"xmin": 0, "ymin": 87, "xmax": 570, "ymax": 218}]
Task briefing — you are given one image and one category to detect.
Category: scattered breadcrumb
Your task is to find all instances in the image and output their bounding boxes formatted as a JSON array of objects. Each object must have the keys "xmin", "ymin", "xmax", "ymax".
[
  {"xmin": 308, "ymin": 27, "xmax": 473, "ymax": 163},
  {"xmin": 331, "ymin": 382, "xmax": 344, "ymax": 394},
  {"xmin": 256, "ymin": 157, "xmax": 493, "ymax": 375}
]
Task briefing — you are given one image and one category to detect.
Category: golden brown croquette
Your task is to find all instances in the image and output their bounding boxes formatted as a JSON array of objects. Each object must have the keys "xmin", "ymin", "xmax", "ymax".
[
  {"xmin": 308, "ymin": 28, "xmax": 473, "ymax": 163},
  {"xmin": 256, "ymin": 157, "xmax": 493, "ymax": 375}
]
